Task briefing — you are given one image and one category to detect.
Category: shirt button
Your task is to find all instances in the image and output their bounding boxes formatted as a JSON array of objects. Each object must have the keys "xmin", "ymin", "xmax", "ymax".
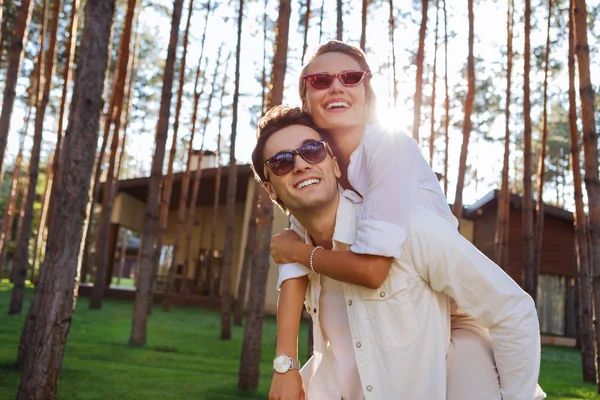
[
  {"xmin": 348, "ymin": 299, "xmax": 353, "ymax": 306},
  {"xmin": 313, "ymin": 308, "xmax": 317, "ymax": 313},
  {"xmin": 366, "ymin": 385, "xmax": 373, "ymax": 392},
  {"xmin": 379, "ymin": 291, "xmax": 386, "ymax": 298},
  {"xmin": 306, "ymin": 306, "xmax": 311, "ymax": 312},
  {"xmin": 356, "ymin": 342, "xmax": 361, "ymax": 348}
]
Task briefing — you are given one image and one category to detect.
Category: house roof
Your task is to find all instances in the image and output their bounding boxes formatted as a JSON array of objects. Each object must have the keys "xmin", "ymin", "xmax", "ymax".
[
  {"xmin": 99, "ymin": 164, "xmax": 255, "ymax": 210},
  {"xmin": 463, "ymin": 189, "xmax": 574, "ymax": 222}
]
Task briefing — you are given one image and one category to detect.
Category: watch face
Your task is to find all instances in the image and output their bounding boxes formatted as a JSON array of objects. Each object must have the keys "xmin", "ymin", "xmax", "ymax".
[{"xmin": 273, "ymin": 354, "xmax": 291, "ymax": 373}]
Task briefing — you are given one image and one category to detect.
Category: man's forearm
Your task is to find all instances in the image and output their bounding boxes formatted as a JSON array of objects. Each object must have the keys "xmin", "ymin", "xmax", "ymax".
[
  {"xmin": 292, "ymin": 242, "xmax": 392, "ymax": 289},
  {"xmin": 276, "ymin": 276, "xmax": 309, "ymax": 358}
]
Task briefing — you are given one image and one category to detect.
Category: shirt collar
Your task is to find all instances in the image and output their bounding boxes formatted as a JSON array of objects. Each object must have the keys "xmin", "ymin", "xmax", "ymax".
[{"xmin": 331, "ymin": 190, "xmax": 362, "ymax": 246}]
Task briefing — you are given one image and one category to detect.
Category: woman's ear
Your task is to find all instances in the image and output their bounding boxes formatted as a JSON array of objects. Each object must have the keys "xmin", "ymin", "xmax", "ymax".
[{"xmin": 262, "ymin": 182, "xmax": 278, "ymax": 203}]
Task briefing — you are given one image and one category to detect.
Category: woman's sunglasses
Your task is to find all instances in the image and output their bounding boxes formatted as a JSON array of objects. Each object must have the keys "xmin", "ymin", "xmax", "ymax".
[
  {"xmin": 264, "ymin": 140, "xmax": 329, "ymax": 177},
  {"xmin": 302, "ymin": 70, "xmax": 370, "ymax": 90}
]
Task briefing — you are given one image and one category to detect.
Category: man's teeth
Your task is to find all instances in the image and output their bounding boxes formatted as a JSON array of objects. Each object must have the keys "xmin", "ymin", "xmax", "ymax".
[
  {"xmin": 296, "ymin": 178, "xmax": 319, "ymax": 189},
  {"xmin": 326, "ymin": 102, "xmax": 349, "ymax": 110}
]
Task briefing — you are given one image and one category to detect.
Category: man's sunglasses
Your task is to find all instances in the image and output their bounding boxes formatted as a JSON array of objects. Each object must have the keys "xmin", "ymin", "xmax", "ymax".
[
  {"xmin": 264, "ymin": 140, "xmax": 329, "ymax": 177},
  {"xmin": 302, "ymin": 70, "xmax": 370, "ymax": 90}
]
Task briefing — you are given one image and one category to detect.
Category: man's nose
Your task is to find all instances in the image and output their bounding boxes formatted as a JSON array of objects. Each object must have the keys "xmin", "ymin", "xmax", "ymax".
[{"xmin": 293, "ymin": 154, "xmax": 311, "ymax": 173}]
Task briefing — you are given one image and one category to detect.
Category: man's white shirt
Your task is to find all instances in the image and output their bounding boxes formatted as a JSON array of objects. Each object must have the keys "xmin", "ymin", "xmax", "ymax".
[{"xmin": 279, "ymin": 192, "xmax": 541, "ymax": 400}]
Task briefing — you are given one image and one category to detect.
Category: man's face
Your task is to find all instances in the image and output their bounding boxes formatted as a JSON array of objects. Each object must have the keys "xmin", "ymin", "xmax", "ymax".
[{"xmin": 262, "ymin": 125, "xmax": 341, "ymax": 214}]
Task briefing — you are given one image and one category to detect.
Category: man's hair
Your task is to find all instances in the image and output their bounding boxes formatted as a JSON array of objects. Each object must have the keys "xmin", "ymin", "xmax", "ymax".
[
  {"xmin": 299, "ymin": 40, "xmax": 377, "ymax": 120},
  {"xmin": 252, "ymin": 105, "xmax": 323, "ymax": 183},
  {"xmin": 251, "ymin": 105, "xmax": 324, "ymax": 213}
]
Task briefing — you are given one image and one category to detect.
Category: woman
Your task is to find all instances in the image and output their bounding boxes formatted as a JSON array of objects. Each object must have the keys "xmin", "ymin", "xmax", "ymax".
[{"xmin": 271, "ymin": 40, "xmax": 544, "ymax": 400}]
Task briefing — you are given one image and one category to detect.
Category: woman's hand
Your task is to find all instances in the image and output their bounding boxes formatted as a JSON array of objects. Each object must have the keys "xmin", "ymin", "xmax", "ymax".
[
  {"xmin": 268, "ymin": 370, "xmax": 305, "ymax": 400},
  {"xmin": 271, "ymin": 229, "xmax": 303, "ymax": 264}
]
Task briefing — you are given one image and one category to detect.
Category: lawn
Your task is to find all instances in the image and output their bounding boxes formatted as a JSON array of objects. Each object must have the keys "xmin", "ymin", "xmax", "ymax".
[{"xmin": 0, "ymin": 281, "xmax": 596, "ymax": 399}]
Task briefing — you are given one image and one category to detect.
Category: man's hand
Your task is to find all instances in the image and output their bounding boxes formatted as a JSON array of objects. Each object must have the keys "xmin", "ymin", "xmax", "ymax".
[
  {"xmin": 271, "ymin": 229, "xmax": 303, "ymax": 264},
  {"xmin": 268, "ymin": 370, "xmax": 305, "ymax": 400}
]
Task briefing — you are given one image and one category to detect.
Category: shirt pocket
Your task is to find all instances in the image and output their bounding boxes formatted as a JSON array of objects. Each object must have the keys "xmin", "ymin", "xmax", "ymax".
[{"xmin": 360, "ymin": 273, "xmax": 419, "ymax": 348}]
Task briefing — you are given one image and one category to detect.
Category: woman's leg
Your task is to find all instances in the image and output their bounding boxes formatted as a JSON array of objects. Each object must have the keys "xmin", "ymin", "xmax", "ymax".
[{"xmin": 446, "ymin": 314, "xmax": 502, "ymax": 400}]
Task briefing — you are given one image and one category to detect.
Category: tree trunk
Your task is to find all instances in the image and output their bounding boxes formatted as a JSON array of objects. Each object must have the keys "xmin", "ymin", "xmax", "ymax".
[
  {"xmin": 412, "ymin": 0, "xmax": 428, "ymax": 142},
  {"xmin": 569, "ymin": 0, "xmax": 595, "ymax": 381},
  {"xmin": 318, "ymin": 0, "xmax": 325, "ymax": 43},
  {"xmin": 154, "ymin": 0, "xmax": 195, "ymax": 307},
  {"xmin": 117, "ymin": 229, "xmax": 128, "ymax": 285},
  {"xmin": 130, "ymin": 0, "xmax": 183, "ymax": 346},
  {"xmin": 90, "ymin": 0, "xmax": 137, "ymax": 309},
  {"xmin": 451, "ymin": 0, "xmax": 474, "ymax": 219},
  {"xmin": 0, "ymin": 0, "xmax": 34, "ymax": 188},
  {"xmin": 221, "ymin": 0, "xmax": 247, "ymax": 340},
  {"xmin": 301, "ymin": 0, "xmax": 310, "ymax": 64},
  {"xmin": 359, "ymin": 0, "xmax": 368, "ymax": 51},
  {"xmin": 15, "ymin": 0, "xmax": 115, "ymax": 395},
  {"xmin": 0, "ymin": 133, "xmax": 26, "ymax": 280},
  {"xmin": 233, "ymin": 187, "xmax": 258, "ymax": 326},
  {"xmin": 9, "ymin": 0, "xmax": 60, "ymax": 315},
  {"xmin": 261, "ymin": 0, "xmax": 269, "ymax": 115},
  {"xmin": 388, "ymin": 0, "xmax": 397, "ymax": 106},
  {"xmin": 238, "ymin": 0, "xmax": 290, "ymax": 390},
  {"xmin": 428, "ymin": 0, "xmax": 439, "ymax": 167},
  {"xmin": 521, "ymin": 0, "xmax": 536, "ymax": 300},
  {"xmin": 164, "ymin": 0, "xmax": 211, "ymax": 307},
  {"xmin": 573, "ymin": 0, "xmax": 600, "ymax": 391},
  {"xmin": 336, "ymin": 0, "xmax": 342, "ymax": 41},
  {"xmin": 533, "ymin": 0, "xmax": 552, "ymax": 302},
  {"xmin": 494, "ymin": 0, "xmax": 513, "ymax": 270},
  {"xmin": 190, "ymin": 45, "xmax": 222, "ymax": 296},
  {"xmin": 31, "ymin": 163, "xmax": 52, "ymax": 282},
  {"xmin": 442, "ymin": 0, "xmax": 449, "ymax": 195},
  {"xmin": 11, "ymin": 175, "xmax": 30, "ymax": 283}
]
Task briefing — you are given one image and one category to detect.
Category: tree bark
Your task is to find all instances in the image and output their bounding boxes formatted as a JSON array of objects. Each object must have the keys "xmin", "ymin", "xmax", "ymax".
[
  {"xmin": 412, "ymin": 0, "xmax": 428, "ymax": 142},
  {"xmin": 569, "ymin": 0, "xmax": 595, "ymax": 382},
  {"xmin": 164, "ymin": 0, "xmax": 211, "ymax": 306},
  {"xmin": 494, "ymin": 0, "xmax": 513, "ymax": 270},
  {"xmin": 301, "ymin": 0, "xmax": 310, "ymax": 64},
  {"xmin": 442, "ymin": 0, "xmax": 449, "ymax": 195},
  {"xmin": 533, "ymin": 0, "xmax": 552, "ymax": 303},
  {"xmin": 521, "ymin": 0, "xmax": 536, "ymax": 300},
  {"xmin": 451, "ymin": 0, "xmax": 474, "ymax": 219},
  {"xmin": 0, "ymin": 0, "xmax": 35, "ymax": 188},
  {"xmin": 359, "ymin": 0, "xmax": 368, "ymax": 51},
  {"xmin": 130, "ymin": 0, "xmax": 183, "ymax": 346},
  {"xmin": 221, "ymin": 0, "xmax": 246, "ymax": 340},
  {"xmin": 117, "ymin": 229, "xmax": 128, "ymax": 285},
  {"xmin": 15, "ymin": 0, "xmax": 115, "ymax": 395},
  {"xmin": 10, "ymin": 0, "xmax": 60, "ymax": 315},
  {"xmin": 238, "ymin": 0, "xmax": 290, "ymax": 390},
  {"xmin": 31, "ymin": 163, "xmax": 52, "ymax": 281},
  {"xmin": 388, "ymin": 0, "xmax": 398, "ymax": 106},
  {"xmin": 154, "ymin": 0, "xmax": 195, "ymax": 306},
  {"xmin": 428, "ymin": 0, "xmax": 439, "ymax": 167},
  {"xmin": 318, "ymin": 0, "xmax": 325, "ymax": 43},
  {"xmin": 233, "ymin": 187, "xmax": 258, "ymax": 326},
  {"xmin": 336, "ymin": 0, "xmax": 342, "ymax": 41},
  {"xmin": 573, "ymin": 0, "xmax": 600, "ymax": 391},
  {"xmin": 91, "ymin": 0, "xmax": 137, "ymax": 309}
]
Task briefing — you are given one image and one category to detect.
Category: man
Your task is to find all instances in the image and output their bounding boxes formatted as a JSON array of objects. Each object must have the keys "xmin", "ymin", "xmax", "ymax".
[{"xmin": 252, "ymin": 105, "xmax": 542, "ymax": 400}]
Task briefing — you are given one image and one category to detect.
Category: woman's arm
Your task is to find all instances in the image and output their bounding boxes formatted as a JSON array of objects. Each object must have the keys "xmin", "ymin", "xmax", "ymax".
[{"xmin": 271, "ymin": 229, "xmax": 392, "ymax": 290}]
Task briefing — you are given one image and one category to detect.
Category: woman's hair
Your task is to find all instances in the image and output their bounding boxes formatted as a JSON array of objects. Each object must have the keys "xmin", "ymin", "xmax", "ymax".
[{"xmin": 298, "ymin": 40, "xmax": 377, "ymax": 120}]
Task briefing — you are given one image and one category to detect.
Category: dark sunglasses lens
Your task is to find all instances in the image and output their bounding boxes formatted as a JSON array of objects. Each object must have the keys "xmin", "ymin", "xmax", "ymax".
[
  {"xmin": 308, "ymin": 74, "xmax": 334, "ymax": 89},
  {"xmin": 300, "ymin": 142, "xmax": 327, "ymax": 163},
  {"xmin": 268, "ymin": 153, "xmax": 294, "ymax": 175},
  {"xmin": 340, "ymin": 71, "xmax": 365, "ymax": 85}
]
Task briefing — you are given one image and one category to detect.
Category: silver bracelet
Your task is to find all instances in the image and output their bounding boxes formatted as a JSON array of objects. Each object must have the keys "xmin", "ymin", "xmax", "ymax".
[{"xmin": 310, "ymin": 246, "xmax": 324, "ymax": 274}]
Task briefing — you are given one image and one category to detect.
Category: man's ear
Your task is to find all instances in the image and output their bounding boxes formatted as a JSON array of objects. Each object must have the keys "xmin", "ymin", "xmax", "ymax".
[
  {"xmin": 332, "ymin": 155, "xmax": 342, "ymax": 179},
  {"xmin": 262, "ymin": 182, "xmax": 278, "ymax": 203}
]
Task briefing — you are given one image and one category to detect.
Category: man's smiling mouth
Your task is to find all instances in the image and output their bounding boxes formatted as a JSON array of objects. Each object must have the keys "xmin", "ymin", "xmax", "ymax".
[{"xmin": 295, "ymin": 178, "xmax": 320, "ymax": 189}]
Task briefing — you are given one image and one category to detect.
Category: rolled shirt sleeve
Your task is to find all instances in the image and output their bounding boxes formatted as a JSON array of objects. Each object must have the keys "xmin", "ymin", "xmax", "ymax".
[
  {"xmin": 407, "ymin": 206, "xmax": 540, "ymax": 400},
  {"xmin": 350, "ymin": 126, "xmax": 457, "ymax": 259},
  {"xmin": 276, "ymin": 216, "xmax": 311, "ymax": 290}
]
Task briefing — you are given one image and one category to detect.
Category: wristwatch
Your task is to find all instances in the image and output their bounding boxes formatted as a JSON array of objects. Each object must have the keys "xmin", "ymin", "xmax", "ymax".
[{"xmin": 273, "ymin": 353, "xmax": 301, "ymax": 374}]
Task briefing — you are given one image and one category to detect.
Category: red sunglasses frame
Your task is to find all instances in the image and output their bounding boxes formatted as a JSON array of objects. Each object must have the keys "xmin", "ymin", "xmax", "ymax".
[{"xmin": 302, "ymin": 70, "xmax": 370, "ymax": 90}]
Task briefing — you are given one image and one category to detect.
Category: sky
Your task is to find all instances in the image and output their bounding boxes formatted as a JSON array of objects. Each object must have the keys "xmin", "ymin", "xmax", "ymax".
[{"xmin": 3, "ymin": 0, "xmax": 600, "ymax": 209}]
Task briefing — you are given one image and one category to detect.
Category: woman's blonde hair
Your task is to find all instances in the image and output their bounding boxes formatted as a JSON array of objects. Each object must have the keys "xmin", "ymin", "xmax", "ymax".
[{"xmin": 298, "ymin": 40, "xmax": 377, "ymax": 121}]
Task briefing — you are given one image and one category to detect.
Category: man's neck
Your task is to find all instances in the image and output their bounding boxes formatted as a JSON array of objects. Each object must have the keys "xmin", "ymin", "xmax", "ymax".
[{"xmin": 292, "ymin": 194, "xmax": 340, "ymax": 250}]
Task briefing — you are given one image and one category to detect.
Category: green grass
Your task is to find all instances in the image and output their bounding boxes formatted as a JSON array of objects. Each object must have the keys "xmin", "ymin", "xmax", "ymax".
[
  {"xmin": 0, "ymin": 280, "xmax": 597, "ymax": 399},
  {"xmin": 109, "ymin": 277, "xmax": 136, "ymax": 288}
]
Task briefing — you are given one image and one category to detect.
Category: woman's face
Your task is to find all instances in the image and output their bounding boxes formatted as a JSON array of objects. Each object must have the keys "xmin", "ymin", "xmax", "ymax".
[{"xmin": 303, "ymin": 52, "xmax": 368, "ymax": 131}]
